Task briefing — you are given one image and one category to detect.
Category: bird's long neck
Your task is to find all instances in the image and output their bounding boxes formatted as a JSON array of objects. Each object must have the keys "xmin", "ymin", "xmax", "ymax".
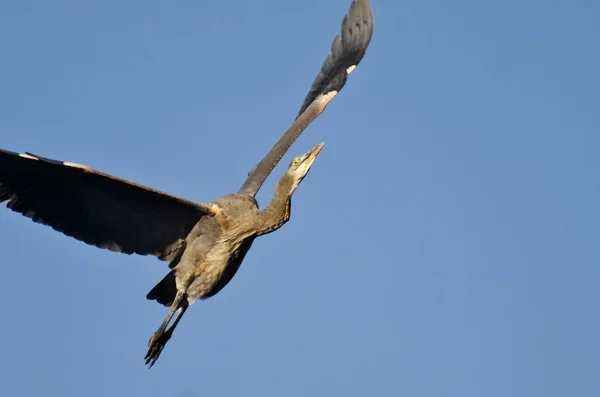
[{"xmin": 256, "ymin": 173, "xmax": 295, "ymax": 236}]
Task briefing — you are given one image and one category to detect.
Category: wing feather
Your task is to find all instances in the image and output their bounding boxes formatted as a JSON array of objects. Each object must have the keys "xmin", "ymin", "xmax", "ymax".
[
  {"xmin": 297, "ymin": 0, "xmax": 374, "ymax": 116},
  {"xmin": 0, "ymin": 148, "xmax": 213, "ymax": 261},
  {"xmin": 239, "ymin": 0, "xmax": 374, "ymax": 196}
]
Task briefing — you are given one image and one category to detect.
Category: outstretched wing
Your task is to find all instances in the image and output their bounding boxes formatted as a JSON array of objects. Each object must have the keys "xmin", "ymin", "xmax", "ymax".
[
  {"xmin": 0, "ymin": 148, "xmax": 213, "ymax": 261},
  {"xmin": 297, "ymin": 0, "xmax": 374, "ymax": 117},
  {"xmin": 239, "ymin": 0, "xmax": 374, "ymax": 196}
]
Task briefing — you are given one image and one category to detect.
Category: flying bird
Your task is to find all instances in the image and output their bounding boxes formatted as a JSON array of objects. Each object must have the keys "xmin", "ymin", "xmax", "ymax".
[{"xmin": 0, "ymin": 0, "xmax": 373, "ymax": 367}]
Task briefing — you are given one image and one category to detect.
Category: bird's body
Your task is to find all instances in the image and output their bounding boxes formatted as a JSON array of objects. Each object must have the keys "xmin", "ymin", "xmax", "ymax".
[
  {"xmin": 156, "ymin": 171, "xmax": 296, "ymax": 307},
  {"xmin": 171, "ymin": 195, "xmax": 261, "ymax": 304},
  {"xmin": 143, "ymin": 145, "xmax": 324, "ymax": 364},
  {"xmin": 0, "ymin": 0, "xmax": 374, "ymax": 367}
]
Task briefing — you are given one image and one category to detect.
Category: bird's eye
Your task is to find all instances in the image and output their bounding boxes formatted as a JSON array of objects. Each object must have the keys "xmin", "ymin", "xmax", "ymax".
[{"xmin": 293, "ymin": 159, "xmax": 299, "ymax": 167}]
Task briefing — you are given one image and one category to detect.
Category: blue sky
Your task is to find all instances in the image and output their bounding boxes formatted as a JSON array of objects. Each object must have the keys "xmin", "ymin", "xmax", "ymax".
[{"xmin": 1, "ymin": 0, "xmax": 599, "ymax": 396}]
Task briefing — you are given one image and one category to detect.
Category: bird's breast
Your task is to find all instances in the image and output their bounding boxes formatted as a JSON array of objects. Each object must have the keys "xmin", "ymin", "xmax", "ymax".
[{"xmin": 185, "ymin": 231, "xmax": 254, "ymax": 300}]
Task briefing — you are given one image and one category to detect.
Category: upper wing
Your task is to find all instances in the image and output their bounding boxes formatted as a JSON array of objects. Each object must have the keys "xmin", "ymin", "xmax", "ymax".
[
  {"xmin": 0, "ymin": 148, "xmax": 213, "ymax": 261},
  {"xmin": 238, "ymin": 0, "xmax": 374, "ymax": 196},
  {"xmin": 297, "ymin": 0, "xmax": 374, "ymax": 117}
]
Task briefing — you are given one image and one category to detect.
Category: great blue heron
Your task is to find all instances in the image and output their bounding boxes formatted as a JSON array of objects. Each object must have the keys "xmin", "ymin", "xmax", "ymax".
[{"xmin": 0, "ymin": 0, "xmax": 373, "ymax": 367}]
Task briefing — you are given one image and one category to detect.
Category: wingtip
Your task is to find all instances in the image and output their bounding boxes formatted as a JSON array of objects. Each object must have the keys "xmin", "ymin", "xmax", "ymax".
[
  {"xmin": 341, "ymin": 0, "xmax": 374, "ymax": 64},
  {"xmin": 296, "ymin": 0, "xmax": 374, "ymax": 117}
]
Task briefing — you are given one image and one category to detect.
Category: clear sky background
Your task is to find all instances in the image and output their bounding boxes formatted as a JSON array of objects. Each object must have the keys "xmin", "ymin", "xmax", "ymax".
[{"xmin": 1, "ymin": 1, "xmax": 598, "ymax": 396}]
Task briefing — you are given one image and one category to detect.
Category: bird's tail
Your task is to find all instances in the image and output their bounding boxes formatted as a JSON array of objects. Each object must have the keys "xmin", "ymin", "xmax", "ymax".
[{"xmin": 146, "ymin": 270, "xmax": 177, "ymax": 307}]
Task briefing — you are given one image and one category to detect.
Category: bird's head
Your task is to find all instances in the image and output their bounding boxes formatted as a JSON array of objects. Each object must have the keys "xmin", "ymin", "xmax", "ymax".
[{"xmin": 285, "ymin": 142, "xmax": 325, "ymax": 193}]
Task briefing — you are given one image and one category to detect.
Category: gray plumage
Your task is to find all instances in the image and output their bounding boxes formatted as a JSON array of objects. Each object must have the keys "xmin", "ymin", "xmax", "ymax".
[{"xmin": 0, "ymin": 0, "xmax": 373, "ymax": 367}]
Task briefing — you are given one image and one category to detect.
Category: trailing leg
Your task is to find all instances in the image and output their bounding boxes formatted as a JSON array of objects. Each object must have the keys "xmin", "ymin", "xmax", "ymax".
[{"xmin": 145, "ymin": 291, "xmax": 189, "ymax": 368}]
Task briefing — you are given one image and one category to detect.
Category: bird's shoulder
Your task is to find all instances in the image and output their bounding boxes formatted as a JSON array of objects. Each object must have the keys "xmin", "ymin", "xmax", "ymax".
[
  {"xmin": 209, "ymin": 194, "xmax": 259, "ymax": 214},
  {"xmin": 200, "ymin": 194, "xmax": 260, "ymax": 236}
]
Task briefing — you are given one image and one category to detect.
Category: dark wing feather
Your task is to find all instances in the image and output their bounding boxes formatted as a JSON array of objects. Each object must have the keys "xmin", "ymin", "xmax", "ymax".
[
  {"xmin": 297, "ymin": 0, "xmax": 374, "ymax": 116},
  {"xmin": 0, "ymin": 148, "xmax": 213, "ymax": 261},
  {"xmin": 239, "ymin": 0, "xmax": 374, "ymax": 196}
]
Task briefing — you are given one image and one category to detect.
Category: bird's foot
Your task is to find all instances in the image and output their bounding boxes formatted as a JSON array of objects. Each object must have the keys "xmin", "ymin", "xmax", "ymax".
[{"xmin": 145, "ymin": 330, "xmax": 172, "ymax": 368}]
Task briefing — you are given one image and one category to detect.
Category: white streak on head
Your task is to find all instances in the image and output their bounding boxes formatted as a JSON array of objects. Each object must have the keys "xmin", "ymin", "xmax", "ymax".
[
  {"xmin": 63, "ymin": 162, "xmax": 91, "ymax": 170},
  {"xmin": 346, "ymin": 65, "xmax": 357, "ymax": 74},
  {"xmin": 19, "ymin": 153, "xmax": 39, "ymax": 160}
]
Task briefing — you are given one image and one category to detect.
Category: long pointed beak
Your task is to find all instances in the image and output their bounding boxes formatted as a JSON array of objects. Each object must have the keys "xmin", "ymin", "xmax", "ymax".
[{"xmin": 307, "ymin": 142, "xmax": 325, "ymax": 160}]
